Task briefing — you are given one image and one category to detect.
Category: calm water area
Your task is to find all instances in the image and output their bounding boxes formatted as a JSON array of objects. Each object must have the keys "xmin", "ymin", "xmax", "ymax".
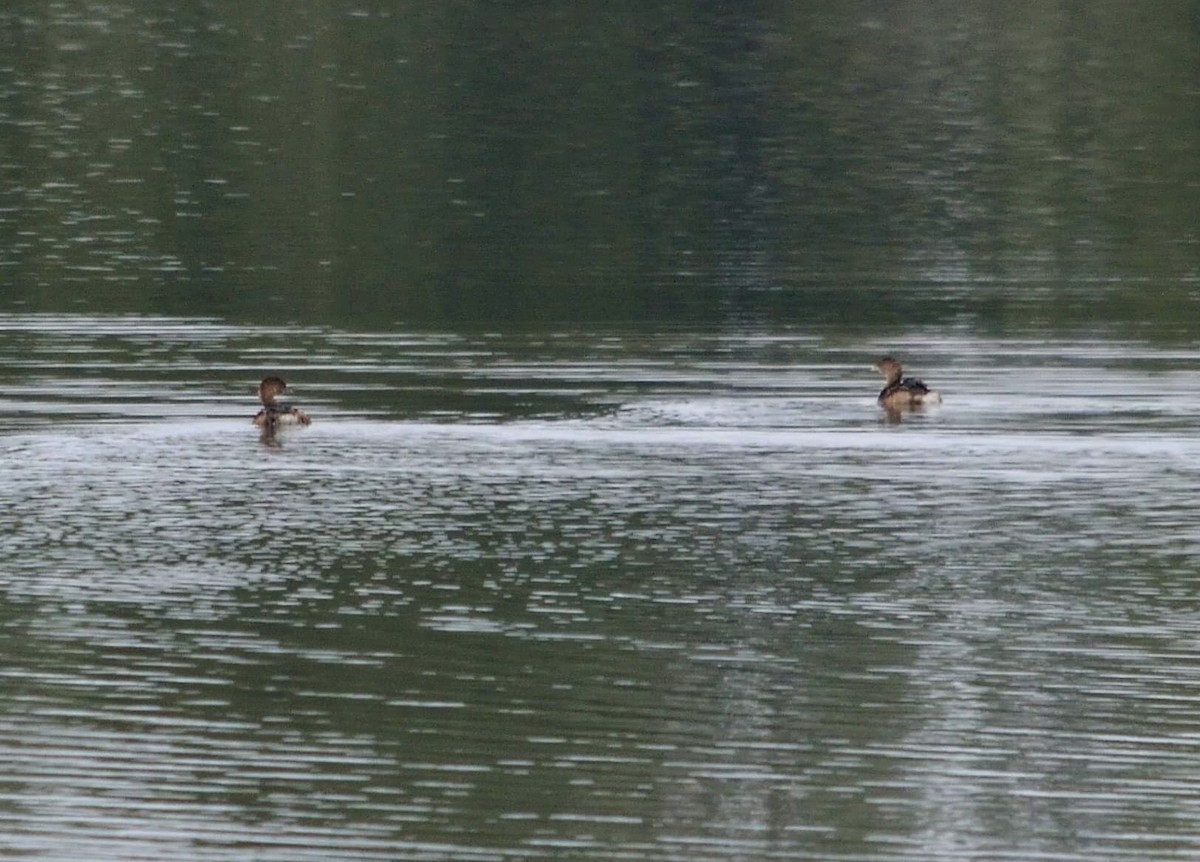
[{"xmin": 3, "ymin": 3, "xmax": 1200, "ymax": 861}]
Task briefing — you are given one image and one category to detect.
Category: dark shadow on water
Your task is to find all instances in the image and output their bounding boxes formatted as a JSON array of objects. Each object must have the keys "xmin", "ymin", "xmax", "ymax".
[
  {"xmin": 258, "ymin": 427, "xmax": 283, "ymax": 448},
  {"xmin": 879, "ymin": 403, "xmax": 941, "ymax": 426}
]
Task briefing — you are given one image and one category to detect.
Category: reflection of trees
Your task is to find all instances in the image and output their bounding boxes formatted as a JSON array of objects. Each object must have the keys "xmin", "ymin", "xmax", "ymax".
[{"xmin": 1, "ymin": 4, "xmax": 1196, "ymax": 326}]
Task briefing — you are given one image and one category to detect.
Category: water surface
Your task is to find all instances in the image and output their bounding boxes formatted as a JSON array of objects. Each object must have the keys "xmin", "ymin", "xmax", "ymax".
[
  {"xmin": 3, "ymin": 315, "xmax": 1200, "ymax": 860},
  {"xmin": 4, "ymin": 2, "xmax": 1200, "ymax": 859},
  {"xmin": 2, "ymin": 3, "xmax": 1198, "ymax": 328}
]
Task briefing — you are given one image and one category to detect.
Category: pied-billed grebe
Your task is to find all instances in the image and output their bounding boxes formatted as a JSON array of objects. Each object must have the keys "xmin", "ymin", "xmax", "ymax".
[
  {"xmin": 253, "ymin": 376, "xmax": 311, "ymax": 430},
  {"xmin": 874, "ymin": 356, "xmax": 941, "ymax": 408}
]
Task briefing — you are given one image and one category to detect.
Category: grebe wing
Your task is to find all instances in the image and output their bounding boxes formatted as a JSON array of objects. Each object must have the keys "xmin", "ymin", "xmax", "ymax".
[{"xmin": 899, "ymin": 376, "xmax": 930, "ymax": 393}]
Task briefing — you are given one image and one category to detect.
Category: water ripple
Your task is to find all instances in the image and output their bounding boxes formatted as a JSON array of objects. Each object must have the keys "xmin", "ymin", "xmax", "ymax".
[{"xmin": 3, "ymin": 316, "xmax": 1200, "ymax": 860}]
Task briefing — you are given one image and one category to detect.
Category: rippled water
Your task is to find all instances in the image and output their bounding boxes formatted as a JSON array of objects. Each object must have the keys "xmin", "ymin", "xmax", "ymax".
[{"xmin": 3, "ymin": 314, "xmax": 1200, "ymax": 860}]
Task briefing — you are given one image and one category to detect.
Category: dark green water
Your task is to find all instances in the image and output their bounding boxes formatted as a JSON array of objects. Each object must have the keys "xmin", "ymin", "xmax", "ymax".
[
  {"xmin": 4, "ymin": 4, "xmax": 1200, "ymax": 861},
  {"xmin": 2, "ymin": 2, "xmax": 1199, "ymax": 329}
]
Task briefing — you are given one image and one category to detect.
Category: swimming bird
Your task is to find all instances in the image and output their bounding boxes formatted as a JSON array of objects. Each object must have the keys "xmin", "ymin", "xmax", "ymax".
[
  {"xmin": 253, "ymin": 376, "xmax": 312, "ymax": 430},
  {"xmin": 874, "ymin": 357, "xmax": 941, "ymax": 409}
]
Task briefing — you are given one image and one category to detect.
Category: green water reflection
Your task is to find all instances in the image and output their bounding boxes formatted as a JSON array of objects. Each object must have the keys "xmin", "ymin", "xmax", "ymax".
[
  {"xmin": 2, "ymin": 4, "xmax": 1200, "ymax": 852},
  {"xmin": 1, "ymin": 3, "xmax": 1198, "ymax": 330}
]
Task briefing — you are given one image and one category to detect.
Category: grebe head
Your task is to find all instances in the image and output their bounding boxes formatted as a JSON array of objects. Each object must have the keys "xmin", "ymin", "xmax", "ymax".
[
  {"xmin": 258, "ymin": 376, "xmax": 289, "ymax": 407},
  {"xmin": 874, "ymin": 356, "xmax": 903, "ymax": 385}
]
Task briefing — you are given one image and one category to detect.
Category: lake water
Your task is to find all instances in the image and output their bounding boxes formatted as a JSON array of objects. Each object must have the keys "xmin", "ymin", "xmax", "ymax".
[
  {"xmin": 3, "ymin": 315, "xmax": 1200, "ymax": 861},
  {"xmin": 4, "ymin": 2, "xmax": 1200, "ymax": 860}
]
